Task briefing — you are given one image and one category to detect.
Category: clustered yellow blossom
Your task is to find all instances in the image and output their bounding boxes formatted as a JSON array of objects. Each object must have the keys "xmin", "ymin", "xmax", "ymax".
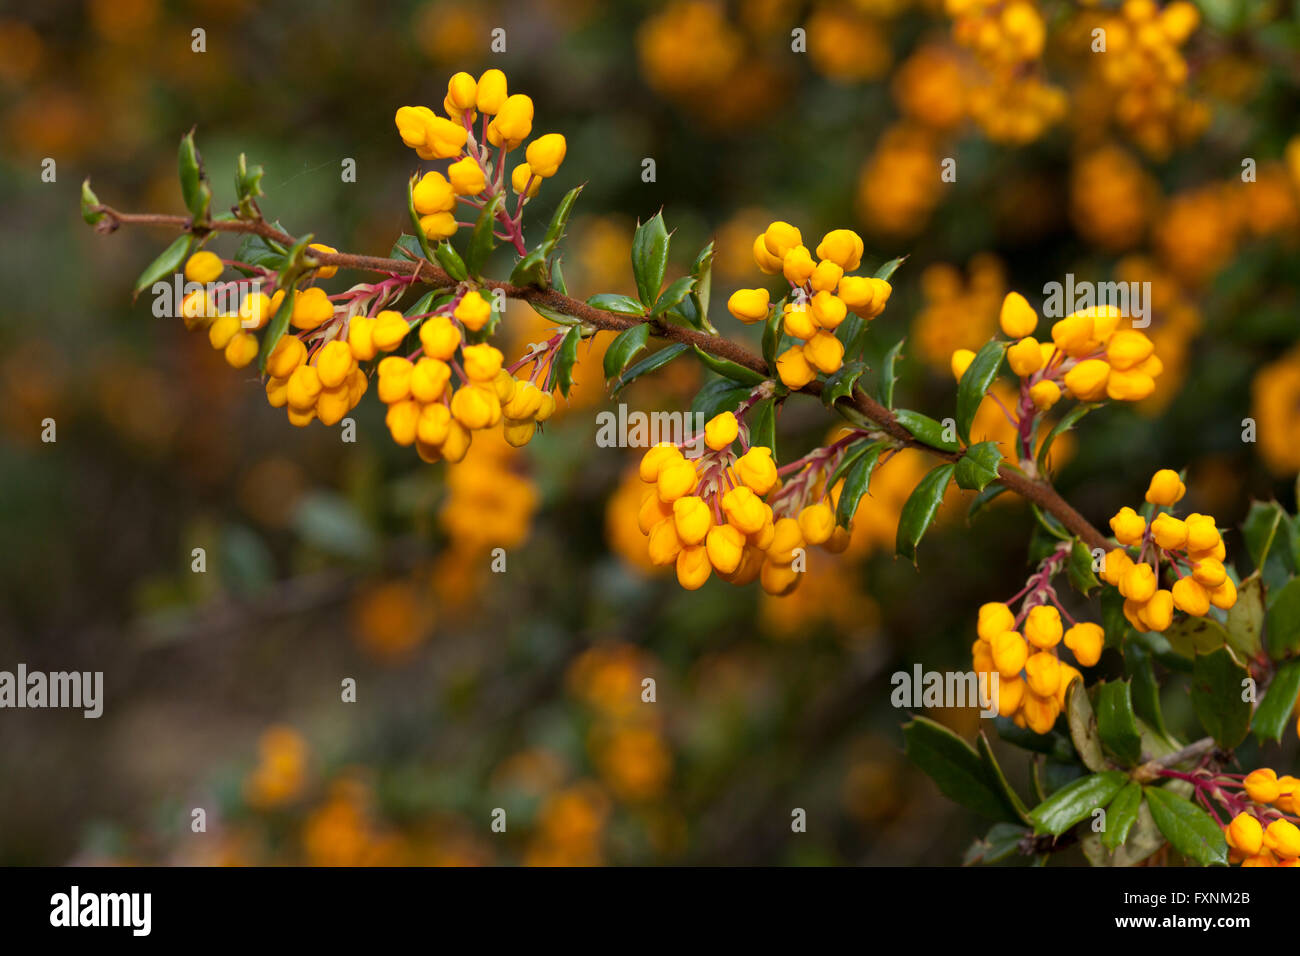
[
  {"xmin": 1101, "ymin": 469, "xmax": 1237, "ymax": 632},
  {"xmin": 952, "ymin": 291, "xmax": 1163, "ymax": 411},
  {"xmin": 973, "ymin": 600, "xmax": 1098, "ymax": 734},
  {"xmin": 634, "ymin": 409, "xmax": 851, "ymax": 594},
  {"xmin": 1222, "ymin": 769, "xmax": 1300, "ymax": 867},
  {"xmin": 726, "ymin": 222, "xmax": 891, "ymax": 388}
]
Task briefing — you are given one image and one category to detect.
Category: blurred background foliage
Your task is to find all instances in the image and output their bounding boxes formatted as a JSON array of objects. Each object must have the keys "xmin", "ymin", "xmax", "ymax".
[{"xmin": 0, "ymin": 0, "xmax": 1298, "ymax": 865}]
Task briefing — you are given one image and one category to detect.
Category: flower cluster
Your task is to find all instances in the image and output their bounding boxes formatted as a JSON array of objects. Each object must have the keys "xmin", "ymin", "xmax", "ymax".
[
  {"xmin": 726, "ymin": 222, "xmax": 891, "ymax": 389},
  {"xmin": 634, "ymin": 407, "xmax": 850, "ymax": 594},
  {"xmin": 1101, "ymin": 469, "xmax": 1237, "ymax": 631},
  {"xmin": 953, "ymin": 291, "xmax": 1164, "ymax": 412},
  {"xmin": 1217, "ymin": 769, "xmax": 1300, "ymax": 867},
  {"xmin": 971, "ymin": 546, "xmax": 1103, "ymax": 733}
]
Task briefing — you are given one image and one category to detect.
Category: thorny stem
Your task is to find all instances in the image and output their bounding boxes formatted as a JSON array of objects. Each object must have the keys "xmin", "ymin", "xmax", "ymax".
[{"xmin": 89, "ymin": 205, "xmax": 1112, "ymax": 551}]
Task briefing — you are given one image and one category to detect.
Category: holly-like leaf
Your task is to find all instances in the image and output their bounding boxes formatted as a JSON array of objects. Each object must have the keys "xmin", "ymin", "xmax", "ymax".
[
  {"xmin": 874, "ymin": 338, "xmax": 905, "ymax": 409},
  {"xmin": 896, "ymin": 463, "xmax": 955, "ymax": 564},
  {"xmin": 1266, "ymin": 577, "xmax": 1300, "ymax": 659},
  {"xmin": 821, "ymin": 361, "xmax": 867, "ymax": 408},
  {"xmin": 1225, "ymin": 571, "xmax": 1264, "ymax": 661},
  {"xmin": 551, "ymin": 324, "xmax": 582, "ymax": 398},
  {"xmin": 691, "ymin": 379, "xmax": 750, "ymax": 420},
  {"xmin": 834, "ymin": 441, "xmax": 886, "ymax": 529},
  {"xmin": 541, "ymin": 184, "xmax": 582, "ymax": 251},
  {"xmin": 178, "ymin": 129, "xmax": 211, "ymax": 224},
  {"xmin": 1123, "ymin": 639, "xmax": 1167, "ymax": 738},
  {"xmin": 255, "ymin": 286, "xmax": 296, "ymax": 374},
  {"xmin": 874, "ymin": 255, "xmax": 905, "ymax": 281},
  {"xmin": 964, "ymin": 822, "xmax": 1030, "ymax": 865},
  {"xmin": 1101, "ymin": 782, "xmax": 1143, "ymax": 852},
  {"xmin": 133, "ymin": 234, "xmax": 192, "ymax": 298},
  {"xmin": 954, "ymin": 441, "xmax": 1002, "ymax": 492},
  {"xmin": 893, "ymin": 409, "xmax": 959, "ymax": 452},
  {"xmin": 1143, "ymin": 785, "xmax": 1228, "ymax": 866},
  {"xmin": 466, "ymin": 193, "xmax": 504, "ymax": 277},
  {"xmin": 691, "ymin": 346, "xmax": 767, "ymax": 386},
  {"xmin": 435, "ymin": 241, "xmax": 468, "ymax": 283},
  {"xmin": 955, "ymin": 340, "xmax": 1006, "ymax": 446},
  {"xmin": 587, "ymin": 293, "xmax": 645, "ymax": 316},
  {"xmin": 1067, "ymin": 537, "xmax": 1101, "ymax": 596},
  {"xmin": 1028, "ymin": 771, "xmax": 1127, "ymax": 837},
  {"xmin": 902, "ymin": 716, "xmax": 1024, "ymax": 822},
  {"xmin": 1164, "ymin": 614, "xmax": 1230, "ymax": 659},
  {"xmin": 1094, "ymin": 680, "xmax": 1142, "ymax": 766},
  {"xmin": 1065, "ymin": 678, "xmax": 1107, "ymax": 772},
  {"xmin": 1253, "ymin": 658, "xmax": 1300, "ymax": 744},
  {"xmin": 976, "ymin": 732, "xmax": 1030, "ymax": 823},
  {"xmin": 1190, "ymin": 646, "xmax": 1251, "ymax": 749},
  {"xmin": 968, "ymin": 482, "xmax": 1008, "ymax": 520},
  {"xmin": 603, "ymin": 324, "xmax": 651, "ymax": 381},
  {"xmin": 610, "ymin": 343, "xmax": 688, "ymax": 397},
  {"xmin": 1037, "ymin": 403, "xmax": 1097, "ymax": 474},
  {"xmin": 651, "ymin": 275, "xmax": 695, "ymax": 317},
  {"xmin": 748, "ymin": 398, "xmax": 776, "ymax": 455},
  {"xmin": 81, "ymin": 179, "xmax": 105, "ymax": 226},
  {"xmin": 631, "ymin": 211, "xmax": 669, "ymax": 307},
  {"xmin": 761, "ymin": 295, "xmax": 785, "ymax": 368},
  {"xmin": 1242, "ymin": 500, "xmax": 1296, "ymax": 594}
]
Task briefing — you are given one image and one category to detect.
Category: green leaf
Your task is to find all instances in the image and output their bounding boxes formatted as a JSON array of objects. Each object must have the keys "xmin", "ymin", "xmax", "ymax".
[
  {"xmin": 1253, "ymin": 658, "xmax": 1300, "ymax": 743},
  {"xmin": 894, "ymin": 409, "xmax": 959, "ymax": 452},
  {"xmin": 1094, "ymin": 680, "xmax": 1142, "ymax": 766},
  {"xmin": 954, "ymin": 441, "xmax": 1002, "ymax": 492},
  {"xmin": 874, "ymin": 338, "xmax": 905, "ymax": 409},
  {"xmin": 1164, "ymin": 613, "xmax": 1230, "ymax": 658},
  {"xmin": 1037, "ymin": 403, "xmax": 1097, "ymax": 474},
  {"xmin": 234, "ymin": 152, "xmax": 264, "ymax": 219},
  {"xmin": 1065, "ymin": 678, "xmax": 1108, "ymax": 772},
  {"xmin": 690, "ymin": 240, "xmax": 715, "ymax": 328},
  {"xmin": 874, "ymin": 255, "xmax": 905, "ymax": 281},
  {"xmin": 977, "ymin": 733, "xmax": 1030, "ymax": 823},
  {"xmin": 902, "ymin": 717, "xmax": 1024, "ymax": 822},
  {"xmin": 178, "ymin": 129, "xmax": 211, "ymax": 224},
  {"xmin": 602, "ymin": 324, "xmax": 651, "ymax": 381},
  {"xmin": 821, "ymin": 361, "xmax": 867, "ymax": 408},
  {"xmin": 610, "ymin": 343, "xmax": 688, "ymax": 397},
  {"xmin": 896, "ymin": 463, "xmax": 955, "ymax": 564},
  {"xmin": 651, "ymin": 275, "xmax": 695, "ymax": 317},
  {"xmin": 81, "ymin": 179, "xmax": 105, "ymax": 225},
  {"xmin": 1190, "ymin": 646, "xmax": 1251, "ymax": 748},
  {"xmin": 292, "ymin": 492, "xmax": 378, "ymax": 562},
  {"xmin": 834, "ymin": 441, "xmax": 886, "ymax": 529},
  {"xmin": 551, "ymin": 324, "xmax": 582, "ymax": 398},
  {"xmin": 232, "ymin": 234, "xmax": 286, "ymax": 276},
  {"xmin": 587, "ymin": 293, "xmax": 645, "ymax": 316},
  {"xmin": 133, "ymin": 234, "xmax": 193, "ymax": 298},
  {"xmin": 1266, "ymin": 578, "xmax": 1300, "ymax": 659},
  {"xmin": 256, "ymin": 286, "xmax": 296, "ymax": 374},
  {"xmin": 964, "ymin": 823, "xmax": 1030, "ymax": 865},
  {"xmin": 994, "ymin": 717, "xmax": 1076, "ymax": 762},
  {"xmin": 1082, "ymin": 798, "xmax": 1164, "ymax": 866},
  {"xmin": 691, "ymin": 379, "xmax": 750, "ymax": 420},
  {"xmin": 1143, "ymin": 786, "xmax": 1228, "ymax": 866},
  {"xmin": 955, "ymin": 340, "xmax": 1006, "ymax": 446},
  {"xmin": 551, "ymin": 257, "xmax": 567, "ymax": 295},
  {"xmin": 466, "ymin": 193, "xmax": 504, "ymax": 277},
  {"xmin": 541, "ymin": 184, "xmax": 582, "ymax": 251},
  {"xmin": 509, "ymin": 248, "xmax": 549, "ymax": 288},
  {"xmin": 1123, "ymin": 639, "xmax": 1167, "ymax": 738},
  {"xmin": 691, "ymin": 345, "xmax": 767, "ymax": 386},
  {"xmin": 1102, "ymin": 782, "xmax": 1143, "ymax": 852},
  {"xmin": 631, "ymin": 211, "xmax": 669, "ymax": 306},
  {"xmin": 1028, "ymin": 771, "xmax": 1127, "ymax": 837},
  {"xmin": 761, "ymin": 295, "xmax": 785, "ymax": 367},
  {"xmin": 1225, "ymin": 571, "xmax": 1264, "ymax": 661},
  {"xmin": 1242, "ymin": 500, "xmax": 1296, "ymax": 594},
  {"xmin": 1068, "ymin": 537, "xmax": 1101, "ymax": 596},
  {"xmin": 968, "ymin": 482, "xmax": 1008, "ymax": 520},
  {"xmin": 748, "ymin": 398, "xmax": 776, "ymax": 454},
  {"xmin": 435, "ymin": 241, "xmax": 468, "ymax": 282}
]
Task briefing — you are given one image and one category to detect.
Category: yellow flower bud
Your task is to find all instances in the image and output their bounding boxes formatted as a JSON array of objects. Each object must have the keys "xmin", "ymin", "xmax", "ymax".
[
  {"xmin": 814, "ymin": 229, "xmax": 863, "ymax": 272},
  {"xmin": 1029, "ymin": 379, "xmax": 1061, "ymax": 410},
  {"xmin": 809, "ymin": 260, "xmax": 844, "ymax": 294},
  {"xmin": 810, "ymin": 291, "xmax": 847, "ymax": 330},
  {"xmin": 1063, "ymin": 358, "xmax": 1110, "ymax": 401},
  {"xmin": 454, "ymin": 290, "xmax": 493, "ymax": 332},
  {"xmin": 503, "ymin": 418, "xmax": 536, "ymax": 447},
  {"xmin": 376, "ymin": 356, "xmax": 414, "ymax": 404},
  {"xmin": 394, "ymin": 105, "xmax": 435, "ymax": 149},
  {"xmin": 487, "ymin": 93, "xmax": 533, "ymax": 148},
  {"xmin": 776, "ymin": 345, "xmax": 817, "ymax": 388},
  {"xmin": 1210, "ymin": 575, "xmax": 1237, "ymax": 610},
  {"xmin": 997, "ymin": 675, "xmax": 1025, "ymax": 718},
  {"xmin": 502, "ymin": 380, "xmax": 543, "ymax": 419},
  {"xmin": 286, "ymin": 406, "xmax": 315, "ymax": 428},
  {"xmin": 657, "ymin": 458, "xmax": 698, "ymax": 503},
  {"xmin": 1227, "ymin": 812, "xmax": 1264, "ymax": 856},
  {"xmin": 1264, "ymin": 819, "xmax": 1300, "ymax": 859},
  {"xmin": 524, "ymin": 133, "xmax": 566, "ymax": 178},
  {"xmin": 1110, "ymin": 506, "xmax": 1146, "ymax": 546},
  {"xmin": 1051, "ymin": 312, "xmax": 1096, "ymax": 356},
  {"xmin": 440, "ymin": 419, "xmax": 472, "ymax": 463},
  {"xmin": 1172, "ymin": 576, "xmax": 1211, "ymax": 616},
  {"xmin": 462, "ymin": 343, "xmax": 503, "ymax": 382},
  {"xmin": 347, "ymin": 315, "xmax": 377, "ymax": 361},
  {"xmin": 492, "ymin": 369, "xmax": 516, "ymax": 404},
  {"xmin": 704, "ymin": 412, "xmax": 738, "ymax": 451},
  {"xmin": 781, "ymin": 245, "xmax": 816, "ymax": 286},
  {"xmin": 511, "ymin": 163, "xmax": 540, "ymax": 198},
  {"xmin": 721, "ymin": 486, "xmax": 767, "ymax": 535},
  {"xmin": 315, "ymin": 340, "xmax": 355, "ymax": 389},
  {"xmin": 1106, "ymin": 369, "xmax": 1155, "ymax": 401},
  {"xmin": 207, "ymin": 314, "xmax": 241, "ymax": 351},
  {"xmin": 419, "ymin": 315, "xmax": 461, "ymax": 360},
  {"xmin": 1185, "ymin": 513, "xmax": 1220, "ymax": 552},
  {"xmin": 418, "ymin": 213, "xmax": 457, "ymax": 240},
  {"xmin": 238, "ymin": 291, "xmax": 273, "ymax": 330},
  {"xmin": 267, "ymin": 335, "xmax": 306, "ymax": 380},
  {"xmin": 1139, "ymin": 589, "xmax": 1174, "ymax": 631},
  {"xmin": 727, "ymin": 288, "xmax": 770, "ymax": 324},
  {"xmin": 1191, "ymin": 557, "xmax": 1226, "ymax": 589},
  {"xmin": 759, "ymin": 558, "xmax": 800, "ymax": 596},
  {"xmin": 705, "ymin": 524, "xmax": 746, "ymax": 574},
  {"xmin": 803, "ymin": 330, "xmax": 845, "ymax": 375},
  {"xmin": 475, "ymin": 68, "xmax": 508, "ymax": 114},
  {"xmin": 977, "ymin": 602, "xmax": 1015, "ymax": 642},
  {"xmin": 1150, "ymin": 513, "xmax": 1188, "ymax": 550},
  {"xmin": 417, "ymin": 402, "xmax": 452, "ymax": 447},
  {"xmin": 265, "ymin": 376, "xmax": 288, "ymax": 408},
  {"xmin": 447, "ymin": 71, "xmax": 478, "ymax": 113},
  {"xmin": 735, "ymin": 446, "xmax": 778, "ymax": 496},
  {"xmin": 783, "ymin": 303, "xmax": 817, "ymax": 340},
  {"xmin": 316, "ymin": 384, "xmax": 351, "ymax": 426},
  {"xmin": 673, "ymin": 495, "xmax": 713, "ymax": 546},
  {"xmin": 291, "ymin": 287, "xmax": 334, "ymax": 331},
  {"xmin": 416, "ymin": 115, "xmax": 468, "ymax": 160},
  {"xmin": 1006, "ymin": 337, "xmax": 1042, "ymax": 377},
  {"xmin": 1024, "ymin": 605, "xmax": 1063, "ymax": 649},
  {"xmin": 450, "ymin": 384, "xmax": 501, "ymax": 430},
  {"xmin": 752, "ymin": 234, "xmax": 784, "ymax": 274},
  {"xmin": 224, "ymin": 332, "xmax": 259, "ymax": 369},
  {"xmin": 308, "ymin": 243, "xmax": 337, "ymax": 278},
  {"xmin": 412, "ymin": 171, "xmax": 456, "ymax": 215},
  {"xmin": 676, "ymin": 545, "xmax": 712, "ymax": 590},
  {"xmin": 447, "ymin": 156, "xmax": 487, "ymax": 196},
  {"xmin": 1119, "ymin": 562, "xmax": 1157, "ymax": 603},
  {"xmin": 762, "ymin": 221, "xmax": 802, "ymax": 259},
  {"xmin": 836, "ymin": 276, "xmax": 890, "ymax": 317},
  {"xmin": 798, "ymin": 501, "xmax": 835, "ymax": 545},
  {"xmin": 535, "ymin": 391, "xmax": 557, "ymax": 422},
  {"xmin": 185, "ymin": 250, "xmax": 223, "ymax": 284},
  {"xmin": 1063, "ymin": 622, "xmax": 1104, "ymax": 667},
  {"xmin": 1024, "ymin": 651, "xmax": 1061, "ymax": 697},
  {"xmin": 1100, "ymin": 547, "xmax": 1134, "ymax": 585},
  {"xmin": 647, "ymin": 516, "xmax": 682, "ymax": 566},
  {"xmin": 372, "ymin": 310, "xmax": 410, "ymax": 352},
  {"xmin": 1021, "ymin": 692, "xmax": 1060, "ymax": 735},
  {"xmin": 637, "ymin": 489, "xmax": 672, "ymax": 535},
  {"xmin": 385, "ymin": 399, "xmax": 420, "ymax": 446},
  {"xmin": 410, "ymin": 358, "xmax": 452, "ymax": 403},
  {"xmin": 287, "ymin": 364, "xmax": 323, "ymax": 411},
  {"xmin": 1106, "ymin": 330, "xmax": 1155, "ymax": 371},
  {"xmin": 951, "ymin": 349, "xmax": 975, "ymax": 382},
  {"xmin": 1145, "ymin": 469, "xmax": 1186, "ymax": 506},
  {"xmin": 999, "ymin": 292, "xmax": 1038, "ymax": 338},
  {"xmin": 991, "ymin": 630, "xmax": 1029, "ymax": 678}
]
